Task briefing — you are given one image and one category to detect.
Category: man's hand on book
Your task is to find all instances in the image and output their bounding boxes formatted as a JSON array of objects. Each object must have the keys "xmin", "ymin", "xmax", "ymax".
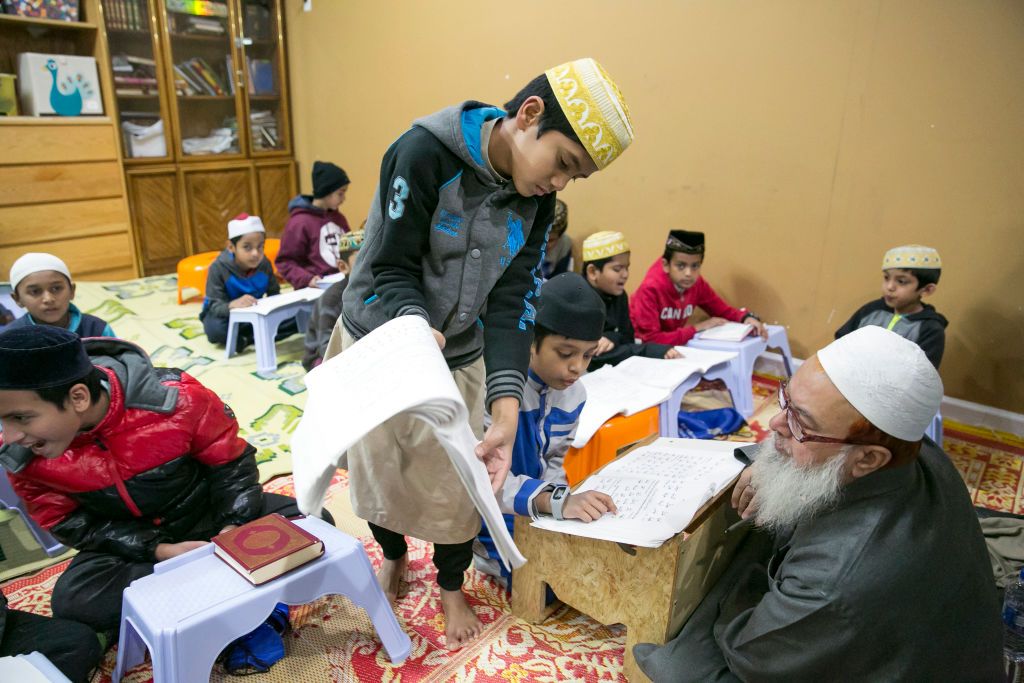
[
  {"xmin": 731, "ymin": 466, "xmax": 760, "ymax": 520},
  {"xmin": 563, "ymin": 490, "xmax": 618, "ymax": 522},
  {"xmin": 155, "ymin": 540, "xmax": 209, "ymax": 561},
  {"xmin": 476, "ymin": 397, "xmax": 518, "ymax": 492}
]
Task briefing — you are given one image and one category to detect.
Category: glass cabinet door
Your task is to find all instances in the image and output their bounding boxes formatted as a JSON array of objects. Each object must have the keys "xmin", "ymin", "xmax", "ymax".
[
  {"xmin": 237, "ymin": 0, "xmax": 288, "ymax": 154},
  {"xmin": 160, "ymin": 0, "xmax": 242, "ymax": 157},
  {"xmin": 102, "ymin": 0, "xmax": 173, "ymax": 161}
]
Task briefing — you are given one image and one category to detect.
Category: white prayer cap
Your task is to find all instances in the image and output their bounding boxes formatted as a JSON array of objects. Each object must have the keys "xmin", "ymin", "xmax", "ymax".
[
  {"xmin": 9, "ymin": 252, "xmax": 72, "ymax": 291},
  {"xmin": 227, "ymin": 214, "xmax": 265, "ymax": 240},
  {"xmin": 817, "ymin": 326, "xmax": 943, "ymax": 441}
]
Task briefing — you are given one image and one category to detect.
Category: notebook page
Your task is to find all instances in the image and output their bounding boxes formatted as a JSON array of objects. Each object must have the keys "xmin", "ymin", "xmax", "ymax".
[{"xmin": 292, "ymin": 315, "xmax": 526, "ymax": 570}]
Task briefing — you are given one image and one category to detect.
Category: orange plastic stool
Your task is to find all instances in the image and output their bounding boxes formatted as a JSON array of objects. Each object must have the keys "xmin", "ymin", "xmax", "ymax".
[
  {"xmin": 176, "ymin": 251, "xmax": 219, "ymax": 304},
  {"xmin": 264, "ymin": 237, "xmax": 281, "ymax": 276},
  {"xmin": 562, "ymin": 406, "xmax": 660, "ymax": 487}
]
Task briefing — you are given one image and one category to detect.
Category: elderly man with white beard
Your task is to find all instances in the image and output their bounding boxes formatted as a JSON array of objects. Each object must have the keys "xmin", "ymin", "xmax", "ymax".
[{"xmin": 634, "ymin": 326, "xmax": 1002, "ymax": 682}]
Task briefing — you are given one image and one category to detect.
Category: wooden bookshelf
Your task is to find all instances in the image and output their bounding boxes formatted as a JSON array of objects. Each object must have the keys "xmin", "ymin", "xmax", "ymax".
[
  {"xmin": 96, "ymin": 0, "xmax": 296, "ymax": 275},
  {"xmin": 0, "ymin": 0, "xmax": 139, "ymax": 282}
]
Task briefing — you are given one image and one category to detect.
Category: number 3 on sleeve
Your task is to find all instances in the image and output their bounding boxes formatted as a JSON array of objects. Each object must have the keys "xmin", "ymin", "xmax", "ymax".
[{"xmin": 388, "ymin": 176, "xmax": 410, "ymax": 220}]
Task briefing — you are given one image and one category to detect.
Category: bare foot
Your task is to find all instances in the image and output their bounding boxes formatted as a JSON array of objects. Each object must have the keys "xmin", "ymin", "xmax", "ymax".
[
  {"xmin": 439, "ymin": 587, "xmax": 483, "ymax": 650},
  {"xmin": 376, "ymin": 555, "xmax": 408, "ymax": 604}
]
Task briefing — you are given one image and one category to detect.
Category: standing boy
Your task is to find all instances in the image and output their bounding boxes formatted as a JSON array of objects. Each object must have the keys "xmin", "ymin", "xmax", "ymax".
[
  {"xmin": 475, "ymin": 273, "xmax": 617, "ymax": 585},
  {"xmin": 630, "ymin": 230, "xmax": 766, "ymax": 346},
  {"xmin": 277, "ymin": 161, "xmax": 351, "ymax": 289},
  {"xmin": 581, "ymin": 230, "xmax": 680, "ymax": 370},
  {"xmin": 835, "ymin": 245, "xmax": 947, "ymax": 368},
  {"xmin": 329, "ymin": 58, "xmax": 634, "ymax": 649}
]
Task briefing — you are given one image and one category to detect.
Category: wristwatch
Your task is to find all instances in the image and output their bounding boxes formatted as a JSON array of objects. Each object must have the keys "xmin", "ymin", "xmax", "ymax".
[
  {"xmin": 743, "ymin": 311, "xmax": 761, "ymax": 322},
  {"xmin": 550, "ymin": 485, "xmax": 570, "ymax": 521}
]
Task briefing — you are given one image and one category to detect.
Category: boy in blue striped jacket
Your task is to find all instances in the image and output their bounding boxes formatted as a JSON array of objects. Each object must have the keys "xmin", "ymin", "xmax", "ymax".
[{"xmin": 476, "ymin": 273, "xmax": 618, "ymax": 585}]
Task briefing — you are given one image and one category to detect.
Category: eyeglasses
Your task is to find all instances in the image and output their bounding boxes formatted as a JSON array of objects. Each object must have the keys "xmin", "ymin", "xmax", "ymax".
[{"xmin": 777, "ymin": 381, "xmax": 871, "ymax": 446}]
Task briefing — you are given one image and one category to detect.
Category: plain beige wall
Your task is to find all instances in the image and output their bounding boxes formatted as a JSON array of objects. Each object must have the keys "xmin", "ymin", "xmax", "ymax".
[{"xmin": 285, "ymin": 0, "xmax": 1024, "ymax": 413}]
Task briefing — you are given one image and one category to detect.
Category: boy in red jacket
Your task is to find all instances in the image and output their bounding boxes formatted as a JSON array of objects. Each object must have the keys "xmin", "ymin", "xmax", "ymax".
[
  {"xmin": 0, "ymin": 327, "xmax": 331, "ymax": 641},
  {"xmin": 630, "ymin": 230, "xmax": 766, "ymax": 346}
]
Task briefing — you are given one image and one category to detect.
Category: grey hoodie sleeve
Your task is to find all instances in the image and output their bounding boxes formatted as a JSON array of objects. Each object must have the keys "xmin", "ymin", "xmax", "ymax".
[
  {"xmin": 370, "ymin": 128, "xmax": 451, "ymax": 322},
  {"xmin": 482, "ymin": 194, "xmax": 555, "ymax": 407},
  {"xmin": 203, "ymin": 257, "xmax": 232, "ymax": 319}
]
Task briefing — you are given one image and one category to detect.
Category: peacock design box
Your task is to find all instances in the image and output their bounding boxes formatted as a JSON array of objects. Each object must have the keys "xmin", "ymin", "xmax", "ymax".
[{"xmin": 17, "ymin": 52, "xmax": 103, "ymax": 116}]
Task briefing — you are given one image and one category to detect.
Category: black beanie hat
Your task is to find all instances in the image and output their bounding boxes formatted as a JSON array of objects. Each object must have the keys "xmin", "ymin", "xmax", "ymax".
[
  {"xmin": 665, "ymin": 229, "xmax": 705, "ymax": 255},
  {"xmin": 535, "ymin": 273, "xmax": 606, "ymax": 342},
  {"xmin": 312, "ymin": 161, "xmax": 350, "ymax": 199},
  {"xmin": 0, "ymin": 326, "xmax": 93, "ymax": 390}
]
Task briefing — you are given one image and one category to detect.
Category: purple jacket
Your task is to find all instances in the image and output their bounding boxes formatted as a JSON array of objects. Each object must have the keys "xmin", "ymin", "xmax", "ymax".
[{"xmin": 275, "ymin": 194, "xmax": 351, "ymax": 288}]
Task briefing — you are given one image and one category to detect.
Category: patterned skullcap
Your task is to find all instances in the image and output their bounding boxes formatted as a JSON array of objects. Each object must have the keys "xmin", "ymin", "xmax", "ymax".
[
  {"xmin": 882, "ymin": 245, "xmax": 941, "ymax": 270},
  {"xmin": 582, "ymin": 231, "xmax": 629, "ymax": 262},
  {"xmin": 545, "ymin": 58, "xmax": 634, "ymax": 170}
]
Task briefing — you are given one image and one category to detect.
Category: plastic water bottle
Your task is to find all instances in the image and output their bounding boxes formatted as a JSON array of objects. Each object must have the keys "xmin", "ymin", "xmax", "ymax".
[{"xmin": 1003, "ymin": 568, "xmax": 1024, "ymax": 671}]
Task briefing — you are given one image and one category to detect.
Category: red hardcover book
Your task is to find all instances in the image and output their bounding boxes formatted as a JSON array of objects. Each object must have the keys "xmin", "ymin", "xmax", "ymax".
[{"xmin": 212, "ymin": 513, "xmax": 324, "ymax": 585}]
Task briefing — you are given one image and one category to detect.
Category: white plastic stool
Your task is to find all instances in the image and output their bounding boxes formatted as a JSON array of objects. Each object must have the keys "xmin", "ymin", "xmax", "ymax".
[
  {"xmin": 113, "ymin": 516, "xmax": 411, "ymax": 683},
  {"xmin": 925, "ymin": 410, "xmax": 943, "ymax": 446},
  {"xmin": 658, "ymin": 363, "xmax": 740, "ymax": 436},
  {"xmin": 0, "ymin": 652, "xmax": 71, "ymax": 682},
  {"xmin": 225, "ymin": 295, "xmax": 317, "ymax": 376},
  {"xmin": 686, "ymin": 324, "xmax": 794, "ymax": 419}
]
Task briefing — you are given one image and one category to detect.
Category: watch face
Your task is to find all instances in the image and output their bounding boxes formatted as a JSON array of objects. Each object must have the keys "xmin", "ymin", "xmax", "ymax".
[{"xmin": 553, "ymin": 487, "xmax": 567, "ymax": 501}]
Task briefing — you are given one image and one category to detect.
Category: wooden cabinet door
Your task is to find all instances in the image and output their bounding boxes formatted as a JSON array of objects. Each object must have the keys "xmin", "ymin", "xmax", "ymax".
[
  {"xmin": 182, "ymin": 164, "xmax": 255, "ymax": 253},
  {"xmin": 255, "ymin": 160, "xmax": 296, "ymax": 236},
  {"xmin": 126, "ymin": 168, "xmax": 186, "ymax": 275}
]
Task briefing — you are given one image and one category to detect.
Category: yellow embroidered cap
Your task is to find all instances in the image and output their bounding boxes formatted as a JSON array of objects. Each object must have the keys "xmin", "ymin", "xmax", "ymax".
[
  {"xmin": 337, "ymin": 229, "xmax": 365, "ymax": 253},
  {"xmin": 545, "ymin": 58, "xmax": 634, "ymax": 170},
  {"xmin": 882, "ymin": 245, "xmax": 941, "ymax": 270},
  {"xmin": 582, "ymin": 231, "xmax": 630, "ymax": 262}
]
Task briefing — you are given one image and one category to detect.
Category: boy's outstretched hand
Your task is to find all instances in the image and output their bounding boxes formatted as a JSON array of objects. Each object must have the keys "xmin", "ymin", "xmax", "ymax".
[
  {"xmin": 564, "ymin": 490, "xmax": 617, "ymax": 522},
  {"xmin": 476, "ymin": 396, "xmax": 518, "ymax": 491},
  {"xmin": 155, "ymin": 540, "xmax": 209, "ymax": 561},
  {"xmin": 229, "ymin": 294, "xmax": 258, "ymax": 309},
  {"xmin": 744, "ymin": 316, "xmax": 769, "ymax": 340}
]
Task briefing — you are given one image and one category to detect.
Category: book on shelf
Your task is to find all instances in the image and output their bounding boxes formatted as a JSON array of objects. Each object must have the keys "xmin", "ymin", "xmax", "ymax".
[
  {"xmin": 246, "ymin": 59, "xmax": 275, "ymax": 95},
  {"xmin": 104, "ymin": 0, "xmax": 149, "ymax": 32},
  {"xmin": 212, "ymin": 513, "xmax": 324, "ymax": 585},
  {"xmin": 165, "ymin": 0, "xmax": 228, "ymax": 18}
]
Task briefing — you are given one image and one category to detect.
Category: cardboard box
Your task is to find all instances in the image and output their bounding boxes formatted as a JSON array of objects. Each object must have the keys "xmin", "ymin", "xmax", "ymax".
[{"xmin": 17, "ymin": 52, "xmax": 103, "ymax": 116}]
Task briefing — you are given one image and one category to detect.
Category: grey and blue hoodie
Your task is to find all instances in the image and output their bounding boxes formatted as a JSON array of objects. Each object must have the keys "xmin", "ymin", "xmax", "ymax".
[
  {"xmin": 835, "ymin": 297, "xmax": 948, "ymax": 368},
  {"xmin": 343, "ymin": 102, "xmax": 556, "ymax": 407}
]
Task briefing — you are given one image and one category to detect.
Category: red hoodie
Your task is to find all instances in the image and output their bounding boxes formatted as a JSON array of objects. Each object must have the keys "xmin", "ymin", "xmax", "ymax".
[{"xmin": 629, "ymin": 259, "xmax": 749, "ymax": 345}]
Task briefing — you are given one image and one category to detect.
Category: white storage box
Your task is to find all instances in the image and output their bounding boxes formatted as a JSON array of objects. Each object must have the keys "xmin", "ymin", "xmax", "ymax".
[
  {"xmin": 122, "ymin": 119, "xmax": 166, "ymax": 158},
  {"xmin": 17, "ymin": 52, "xmax": 103, "ymax": 116}
]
